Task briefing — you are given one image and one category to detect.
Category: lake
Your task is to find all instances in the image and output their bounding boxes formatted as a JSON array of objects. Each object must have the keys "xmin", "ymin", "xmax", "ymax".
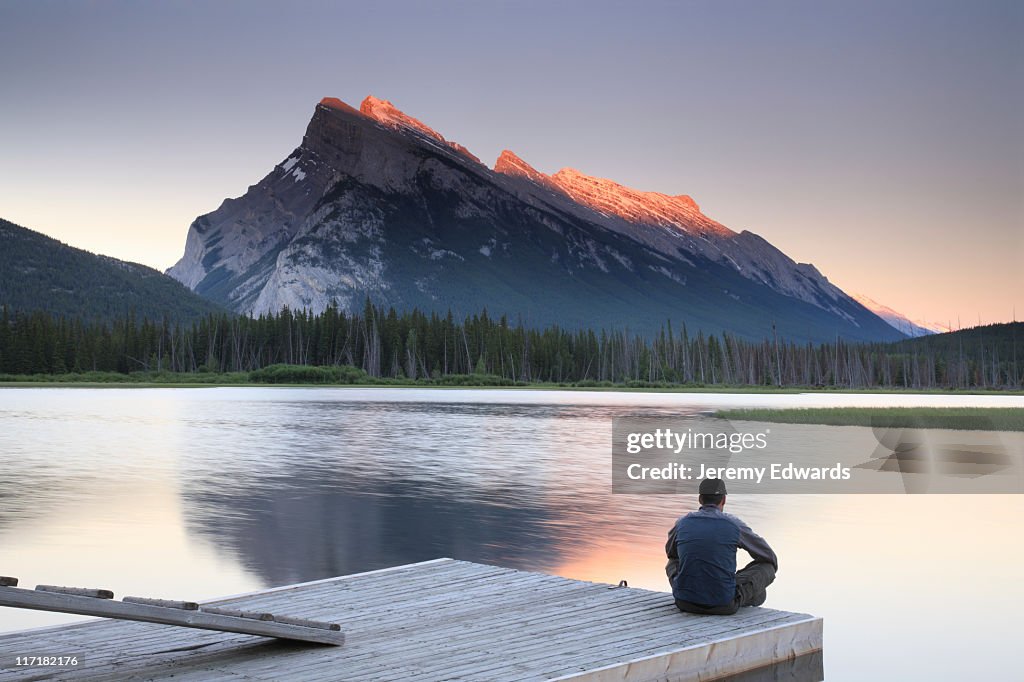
[{"xmin": 1, "ymin": 387, "xmax": 1022, "ymax": 680}]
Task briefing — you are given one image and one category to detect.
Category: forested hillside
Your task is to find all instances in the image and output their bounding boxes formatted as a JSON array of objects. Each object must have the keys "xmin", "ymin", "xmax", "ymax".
[
  {"xmin": 0, "ymin": 219, "xmax": 226, "ymax": 323},
  {"xmin": 892, "ymin": 323, "xmax": 1022, "ymax": 363}
]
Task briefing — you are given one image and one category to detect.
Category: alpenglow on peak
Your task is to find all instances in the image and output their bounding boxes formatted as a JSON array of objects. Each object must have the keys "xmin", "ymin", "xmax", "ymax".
[
  {"xmin": 357, "ymin": 95, "xmax": 481, "ymax": 163},
  {"xmin": 491, "ymin": 149, "xmax": 721, "ymax": 237}
]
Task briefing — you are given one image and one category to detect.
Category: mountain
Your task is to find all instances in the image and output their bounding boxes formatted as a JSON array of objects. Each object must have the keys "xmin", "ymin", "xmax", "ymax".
[
  {"xmin": 0, "ymin": 218, "xmax": 227, "ymax": 323},
  {"xmin": 168, "ymin": 96, "xmax": 903, "ymax": 343},
  {"xmin": 851, "ymin": 293, "xmax": 947, "ymax": 337}
]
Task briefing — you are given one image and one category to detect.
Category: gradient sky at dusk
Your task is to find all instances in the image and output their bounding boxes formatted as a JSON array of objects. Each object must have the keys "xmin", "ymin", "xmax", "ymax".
[{"xmin": 1, "ymin": 0, "xmax": 1020, "ymax": 326}]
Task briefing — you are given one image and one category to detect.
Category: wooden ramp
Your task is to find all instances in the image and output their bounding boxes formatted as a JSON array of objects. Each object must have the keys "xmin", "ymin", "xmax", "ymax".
[
  {"xmin": 0, "ymin": 580, "xmax": 342, "ymax": 646},
  {"xmin": 0, "ymin": 559, "xmax": 822, "ymax": 681}
]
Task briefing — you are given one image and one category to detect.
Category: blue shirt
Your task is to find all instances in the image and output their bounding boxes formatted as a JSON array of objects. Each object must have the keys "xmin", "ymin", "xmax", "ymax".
[{"xmin": 669, "ymin": 504, "xmax": 778, "ymax": 607}]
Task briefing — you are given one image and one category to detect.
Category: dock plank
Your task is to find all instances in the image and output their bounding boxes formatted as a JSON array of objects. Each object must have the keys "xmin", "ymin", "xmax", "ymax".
[{"xmin": 0, "ymin": 559, "xmax": 822, "ymax": 681}]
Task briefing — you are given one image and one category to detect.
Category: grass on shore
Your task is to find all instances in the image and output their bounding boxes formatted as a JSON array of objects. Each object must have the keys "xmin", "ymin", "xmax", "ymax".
[
  {"xmin": 0, "ymin": 367, "xmax": 1020, "ymax": 395},
  {"xmin": 715, "ymin": 407, "xmax": 1024, "ymax": 431}
]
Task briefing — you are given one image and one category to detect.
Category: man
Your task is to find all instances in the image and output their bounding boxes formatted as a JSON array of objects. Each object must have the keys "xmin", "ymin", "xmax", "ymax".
[{"xmin": 665, "ymin": 478, "xmax": 778, "ymax": 615}]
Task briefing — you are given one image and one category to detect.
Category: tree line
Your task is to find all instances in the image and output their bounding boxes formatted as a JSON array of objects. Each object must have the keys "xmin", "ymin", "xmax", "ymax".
[{"xmin": 0, "ymin": 304, "xmax": 1019, "ymax": 389}]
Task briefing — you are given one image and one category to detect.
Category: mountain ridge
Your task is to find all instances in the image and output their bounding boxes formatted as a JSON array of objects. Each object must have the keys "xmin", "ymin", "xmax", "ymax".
[{"xmin": 167, "ymin": 96, "xmax": 902, "ymax": 343}]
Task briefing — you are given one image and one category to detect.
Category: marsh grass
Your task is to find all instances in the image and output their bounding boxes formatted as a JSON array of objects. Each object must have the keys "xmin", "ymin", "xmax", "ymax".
[{"xmin": 715, "ymin": 407, "xmax": 1024, "ymax": 431}]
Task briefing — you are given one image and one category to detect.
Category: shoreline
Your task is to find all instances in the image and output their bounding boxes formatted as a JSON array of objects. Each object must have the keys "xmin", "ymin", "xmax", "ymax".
[{"xmin": 0, "ymin": 380, "xmax": 1021, "ymax": 396}]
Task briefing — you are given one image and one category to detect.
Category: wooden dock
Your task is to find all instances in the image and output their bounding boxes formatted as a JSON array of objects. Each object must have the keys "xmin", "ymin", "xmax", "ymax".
[{"xmin": 0, "ymin": 559, "xmax": 822, "ymax": 681}]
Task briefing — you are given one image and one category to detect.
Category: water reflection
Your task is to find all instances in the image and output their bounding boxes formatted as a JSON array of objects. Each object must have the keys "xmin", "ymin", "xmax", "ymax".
[
  {"xmin": 185, "ymin": 478, "xmax": 571, "ymax": 585},
  {"xmin": 174, "ymin": 398, "xmax": 681, "ymax": 584},
  {"xmin": 719, "ymin": 651, "xmax": 824, "ymax": 682}
]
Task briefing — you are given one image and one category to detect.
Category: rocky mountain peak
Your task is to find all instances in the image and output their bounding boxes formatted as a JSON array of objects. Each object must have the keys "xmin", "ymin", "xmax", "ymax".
[
  {"xmin": 358, "ymin": 95, "xmax": 480, "ymax": 164},
  {"xmin": 318, "ymin": 97, "xmax": 361, "ymax": 115},
  {"xmin": 360, "ymin": 95, "xmax": 445, "ymax": 143},
  {"xmin": 494, "ymin": 150, "xmax": 551, "ymax": 185},
  {"xmin": 548, "ymin": 168, "xmax": 728, "ymax": 236}
]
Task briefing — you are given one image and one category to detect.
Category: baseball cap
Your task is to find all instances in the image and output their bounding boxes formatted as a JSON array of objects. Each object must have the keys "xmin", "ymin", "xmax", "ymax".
[{"xmin": 698, "ymin": 478, "xmax": 728, "ymax": 495}]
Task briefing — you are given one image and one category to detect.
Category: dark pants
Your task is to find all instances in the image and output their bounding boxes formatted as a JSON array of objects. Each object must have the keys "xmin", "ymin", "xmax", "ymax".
[{"xmin": 674, "ymin": 561, "xmax": 776, "ymax": 616}]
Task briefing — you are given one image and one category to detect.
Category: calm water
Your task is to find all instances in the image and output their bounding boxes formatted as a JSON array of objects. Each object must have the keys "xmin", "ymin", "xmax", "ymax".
[{"xmin": 1, "ymin": 387, "xmax": 1022, "ymax": 680}]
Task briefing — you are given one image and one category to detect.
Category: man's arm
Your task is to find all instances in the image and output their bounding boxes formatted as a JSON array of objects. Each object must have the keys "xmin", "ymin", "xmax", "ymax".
[
  {"xmin": 735, "ymin": 520, "xmax": 778, "ymax": 570},
  {"xmin": 665, "ymin": 523, "xmax": 680, "ymax": 581}
]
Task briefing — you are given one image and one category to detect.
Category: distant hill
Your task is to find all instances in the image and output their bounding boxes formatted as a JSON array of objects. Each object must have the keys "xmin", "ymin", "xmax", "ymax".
[
  {"xmin": 0, "ymin": 218, "xmax": 228, "ymax": 323},
  {"xmin": 884, "ymin": 322, "xmax": 1022, "ymax": 387},
  {"xmin": 889, "ymin": 322, "xmax": 1022, "ymax": 358}
]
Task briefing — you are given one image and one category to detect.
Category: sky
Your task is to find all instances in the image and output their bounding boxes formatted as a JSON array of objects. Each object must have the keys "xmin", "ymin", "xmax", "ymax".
[{"xmin": 0, "ymin": 0, "xmax": 1020, "ymax": 327}]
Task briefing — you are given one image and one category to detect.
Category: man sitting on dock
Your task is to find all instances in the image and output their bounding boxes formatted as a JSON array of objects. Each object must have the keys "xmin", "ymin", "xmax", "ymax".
[{"xmin": 666, "ymin": 478, "xmax": 778, "ymax": 615}]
